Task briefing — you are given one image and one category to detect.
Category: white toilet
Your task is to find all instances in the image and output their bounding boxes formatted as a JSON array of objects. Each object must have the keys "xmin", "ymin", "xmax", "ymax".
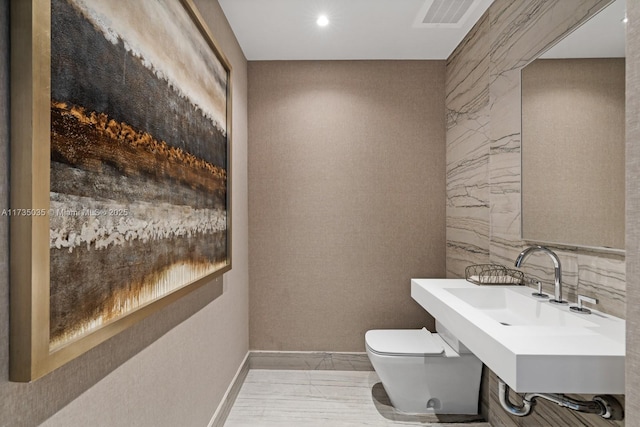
[{"xmin": 365, "ymin": 322, "xmax": 482, "ymax": 414}]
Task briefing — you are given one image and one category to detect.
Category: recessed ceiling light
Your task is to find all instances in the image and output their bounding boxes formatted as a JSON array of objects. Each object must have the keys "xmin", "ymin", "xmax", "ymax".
[{"xmin": 316, "ymin": 15, "xmax": 329, "ymax": 27}]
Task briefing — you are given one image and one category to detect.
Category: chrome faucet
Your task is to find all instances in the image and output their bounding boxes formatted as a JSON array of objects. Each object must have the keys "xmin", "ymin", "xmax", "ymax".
[{"xmin": 514, "ymin": 245, "xmax": 567, "ymax": 304}]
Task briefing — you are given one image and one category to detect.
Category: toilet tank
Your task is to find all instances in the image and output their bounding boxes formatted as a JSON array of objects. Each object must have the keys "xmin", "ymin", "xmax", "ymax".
[{"xmin": 435, "ymin": 320, "xmax": 473, "ymax": 354}]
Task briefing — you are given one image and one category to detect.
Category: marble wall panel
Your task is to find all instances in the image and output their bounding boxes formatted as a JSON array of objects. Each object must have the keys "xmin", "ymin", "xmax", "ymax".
[
  {"xmin": 577, "ymin": 253, "xmax": 626, "ymax": 319},
  {"xmin": 487, "ymin": 1, "xmax": 608, "ymax": 74},
  {"xmin": 446, "ymin": 0, "xmax": 625, "ymax": 425},
  {"xmin": 488, "ymin": 67, "xmax": 521, "ymax": 241},
  {"xmin": 485, "ymin": 0, "xmax": 624, "ymax": 313},
  {"xmin": 446, "ymin": 212, "xmax": 490, "ymax": 278},
  {"xmin": 446, "ymin": 13, "xmax": 490, "ymax": 117},
  {"xmin": 446, "ymin": 13, "xmax": 491, "ymax": 275}
]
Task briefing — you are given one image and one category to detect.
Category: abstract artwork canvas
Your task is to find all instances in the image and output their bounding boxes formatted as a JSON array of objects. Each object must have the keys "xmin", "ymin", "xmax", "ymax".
[{"xmin": 10, "ymin": 0, "xmax": 231, "ymax": 380}]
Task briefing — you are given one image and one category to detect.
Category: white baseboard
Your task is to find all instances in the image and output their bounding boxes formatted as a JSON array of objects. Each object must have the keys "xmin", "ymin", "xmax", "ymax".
[
  {"xmin": 249, "ymin": 351, "xmax": 372, "ymax": 371},
  {"xmin": 208, "ymin": 352, "xmax": 250, "ymax": 427}
]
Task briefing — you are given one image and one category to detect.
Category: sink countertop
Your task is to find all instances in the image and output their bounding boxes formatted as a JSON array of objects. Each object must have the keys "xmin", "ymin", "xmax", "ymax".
[{"xmin": 411, "ymin": 278, "xmax": 625, "ymax": 394}]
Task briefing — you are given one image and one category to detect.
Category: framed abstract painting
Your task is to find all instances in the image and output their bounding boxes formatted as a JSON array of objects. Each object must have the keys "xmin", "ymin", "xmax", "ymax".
[{"xmin": 10, "ymin": 0, "xmax": 231, "ymax": 381}]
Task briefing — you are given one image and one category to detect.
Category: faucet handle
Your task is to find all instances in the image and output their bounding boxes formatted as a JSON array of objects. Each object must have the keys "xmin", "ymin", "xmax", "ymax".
[
  {"xmin": 570, "ymin": 295, "xmax": 598, "ymax": 314},
  {"xmin": 529, "ymin": 278, "xmax": 549, "ymax": 299}
]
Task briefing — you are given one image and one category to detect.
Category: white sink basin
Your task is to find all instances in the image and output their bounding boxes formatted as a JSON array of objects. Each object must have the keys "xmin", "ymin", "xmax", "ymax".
[
  {"xmin": 445, "ymin": 287, "xmax": 597, "ymax": 328},
  {"xmin": 411, "ymin": 279, "xmax": 625, "ymax": 394}
]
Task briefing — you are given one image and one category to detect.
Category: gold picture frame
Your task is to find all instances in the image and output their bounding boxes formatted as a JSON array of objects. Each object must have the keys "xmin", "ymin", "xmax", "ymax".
[{"xmin": 10, "ymin": 0, "xmax": 232, "ymax": 381}]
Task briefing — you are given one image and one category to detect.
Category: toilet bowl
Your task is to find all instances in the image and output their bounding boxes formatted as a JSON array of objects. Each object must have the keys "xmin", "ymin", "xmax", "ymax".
[{"xmin": 365, "ymin": 327, "xmax": 482, "ymax": 414}]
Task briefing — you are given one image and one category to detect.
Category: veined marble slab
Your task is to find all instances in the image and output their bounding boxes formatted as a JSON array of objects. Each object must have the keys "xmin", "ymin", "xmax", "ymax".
[{"xmin": 446, "ymin": 0, "xmax": 624, "ymax": 425}]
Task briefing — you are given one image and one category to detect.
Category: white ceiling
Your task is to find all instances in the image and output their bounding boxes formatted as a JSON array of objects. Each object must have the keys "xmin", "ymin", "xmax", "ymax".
[{"xmin": 218, "ymin": 0, "xmax": 494, "ymax": 60}]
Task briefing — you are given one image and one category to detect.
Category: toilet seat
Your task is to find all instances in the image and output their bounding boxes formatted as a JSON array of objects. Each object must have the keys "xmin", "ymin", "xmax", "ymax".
[{"xmin": 365, "ymin": 328, "xmax": 444, "ymax": 357}]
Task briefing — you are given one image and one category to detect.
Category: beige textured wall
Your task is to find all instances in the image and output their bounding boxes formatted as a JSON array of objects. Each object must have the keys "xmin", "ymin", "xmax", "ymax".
[
  {"xmin": 0, "ymin": 1, "xmax": 249, "ymax": 426},
  {"xmin": 522, "ymin": 58, "xmax": 625, "ymax": 250},
  {"xmin": 626, "ymin": 0, "xmax": 640, "ymax": 421},
  {"xmin": 248, "ymin": 61, "xmax": 446, "ymax": 351},
  {"xmin": 446, "ymin": 0, "xmax": 627, "ymax": 425}
]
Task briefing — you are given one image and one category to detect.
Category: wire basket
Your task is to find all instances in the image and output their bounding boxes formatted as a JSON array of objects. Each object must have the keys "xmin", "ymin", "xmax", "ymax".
[{"xmin": 465, "ymin": 264, "xmax": 524, "ymax": 285}]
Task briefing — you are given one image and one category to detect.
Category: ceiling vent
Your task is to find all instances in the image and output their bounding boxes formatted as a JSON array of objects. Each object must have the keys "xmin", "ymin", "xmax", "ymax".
[{"xmin": 414, "ymin": 0, "xmax": 478, "ymax": 28}]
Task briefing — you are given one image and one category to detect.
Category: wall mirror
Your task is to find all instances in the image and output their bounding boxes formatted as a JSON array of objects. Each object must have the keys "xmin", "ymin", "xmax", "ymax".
[{"xmin": 521, "ymin": 0, "xmax": 625, "ymax": 252}]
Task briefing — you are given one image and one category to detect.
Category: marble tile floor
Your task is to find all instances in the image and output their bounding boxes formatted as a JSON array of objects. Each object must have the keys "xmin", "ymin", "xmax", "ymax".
[{"xmin": 224, "ymin": 369, "xmax": 490, "ymax": 427}]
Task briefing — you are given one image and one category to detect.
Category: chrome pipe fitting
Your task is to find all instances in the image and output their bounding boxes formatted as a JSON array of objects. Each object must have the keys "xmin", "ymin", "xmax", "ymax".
[{"xmin": 497, "ymin": 378, "xmax": 623, "ymax": 420}]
